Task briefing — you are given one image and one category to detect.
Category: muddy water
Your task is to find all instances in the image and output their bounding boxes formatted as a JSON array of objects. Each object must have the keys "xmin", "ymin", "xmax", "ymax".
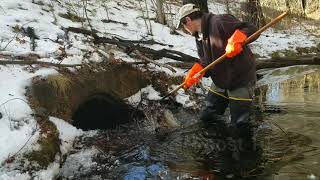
[
  {"xmin": 258, "ymin": 71, "xmax": 320, "ymax": 180},
  {"xmin": 59, "ymin": 68, "xmax": 320, "ymax": 180}
]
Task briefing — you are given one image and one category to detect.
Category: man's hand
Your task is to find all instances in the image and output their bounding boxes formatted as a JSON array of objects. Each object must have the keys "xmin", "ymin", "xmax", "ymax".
[
  {"xmin": 183, "ymin": 63, "xmax": 204, "ymax": 89},
  {"xmin": 225, "ymin": 29, "xmax": 247, "ymax": 58}
]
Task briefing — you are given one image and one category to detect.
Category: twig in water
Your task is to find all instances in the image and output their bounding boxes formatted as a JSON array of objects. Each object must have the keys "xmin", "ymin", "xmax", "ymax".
[{"xmin": 270, "ymin": 121, "xmax": 292, "ymax": 144}]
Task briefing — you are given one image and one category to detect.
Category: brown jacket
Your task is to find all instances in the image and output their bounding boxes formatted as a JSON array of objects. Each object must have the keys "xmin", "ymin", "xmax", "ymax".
[{"xmin": 196, "ymin": 13, "xmax": 258, "ymax": 90}]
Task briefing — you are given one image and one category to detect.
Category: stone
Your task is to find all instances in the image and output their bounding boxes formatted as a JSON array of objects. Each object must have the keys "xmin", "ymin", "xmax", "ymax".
[{"xmin": 163, "ymin": 109, "xmax": 180, "ymax": 128}]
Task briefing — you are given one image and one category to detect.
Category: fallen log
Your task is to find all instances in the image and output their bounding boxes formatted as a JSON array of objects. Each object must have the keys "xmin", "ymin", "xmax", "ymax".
[
  {"xmin": 0, "ymin": 60, "xmax": 82, "ymax": 67},
  {"xmin": 256, "ymin": 55, "xmax": 320, "ymax": 69},
  {"xmin": 134, "ymin": 50, "xmax": 177, "ymax": 73},
  {"xmin": 0, "ymin": 51, "xmax": 47, "ymax": 61}
]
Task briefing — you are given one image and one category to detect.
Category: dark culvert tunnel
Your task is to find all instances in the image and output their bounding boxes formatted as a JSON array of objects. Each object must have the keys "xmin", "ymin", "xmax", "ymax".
[{"xmin": 72, "ymin": 94, "xmax": 144, "ymax": 131}]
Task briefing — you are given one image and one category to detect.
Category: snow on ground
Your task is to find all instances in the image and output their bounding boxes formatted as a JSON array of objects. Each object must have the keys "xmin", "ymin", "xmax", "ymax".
[
  {"xmin": 175, "ymin": 88, "xmax": 196, "ymax": 108},
  {"xmin": 49, "ymin": 117, "xmax": 83, "ymax": 155},
  {"xmin": 0, "ymin": 66, "xmax": 57, "ymax": 164},
  {"xmin": 0, "ymin": 0, "xmax": 64, "ymax": 54},
  {"xmin": 59, "ymin": 147, "xmax": 99, "ymax": 179},
  {"xmin": 251, "ymin": 28, "xmax": 318, "ymax": 58},
  {"xmin": 34, "ymin": 162, "xmax": 60, "ymax": 180},
  {"xmin": 0, "ymin": 172, "xmax": 31, "ymax": 180},
  {"xmin": 0, "ymin": 0, "xmax": 319, "ymax": 178},
  {"xmin": 0, "ymin": 66, "xmax": 57, "ymax": 179},
  {"xmin": 26, "ymin": 117, "xmax": 84, "ymax": 180},
  {"xmin": 126, "ymin": 85, "xmax": 162, "ymax": 106}
]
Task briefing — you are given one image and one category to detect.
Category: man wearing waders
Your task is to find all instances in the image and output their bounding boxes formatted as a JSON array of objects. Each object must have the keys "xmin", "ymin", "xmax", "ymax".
[{"xmin": 176, "ymin": 4, "xmax": 259, "ymax": 153}]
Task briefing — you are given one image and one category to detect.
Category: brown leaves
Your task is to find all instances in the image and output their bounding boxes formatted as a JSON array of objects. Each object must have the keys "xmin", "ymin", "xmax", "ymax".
[{"xmin": 16, "ymin": 37, "xmax": 26, "ymax": 44}]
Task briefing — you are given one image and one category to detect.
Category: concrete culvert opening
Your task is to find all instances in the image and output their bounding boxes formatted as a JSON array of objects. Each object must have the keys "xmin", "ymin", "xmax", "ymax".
[{"xmin": 72, "ymin": 94, "xmax": 143, "ymax": 131}]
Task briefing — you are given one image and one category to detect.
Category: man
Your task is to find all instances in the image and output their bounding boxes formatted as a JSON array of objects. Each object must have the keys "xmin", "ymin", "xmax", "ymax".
[{"xmin": 176, "ymin": 4, "xmax": 259, "ymax": 147}]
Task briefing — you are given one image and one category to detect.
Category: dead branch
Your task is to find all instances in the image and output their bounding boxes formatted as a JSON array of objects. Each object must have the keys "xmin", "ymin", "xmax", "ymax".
[
  {"xmin": 114, "ymin": 36, "xmax": 170, "ymax": 46},
  {"xmin": 0, "ymin": 60, "xmax": 82, "ymax": 67},
  {"xmin": 101, "ymin": 19, "xmax": 128, "ymax": 26},
  {"xmin": 134, "ymin": 50, "xmax": 176, "ymax": 72},
  {"xmin": 65, "ymin": 27, "xmax": 198, "ymax": 62},
  {"xmin": 95, "ymin": 37, "xmax": 197, "ymax": 62},
  {"xmin": 65, "ymin": 27, "xmax": 99, "ymax": 38},
  {"xmin": 167, "ymin": 62, "xmax": 193, "ymax": 69},
  {"xmin": 65, "ymin": 27, "xmax": 171, "ymax": 46},
  {"xmin": 0, "ymin": 51, "xmax": 47, "ymax": 61}
]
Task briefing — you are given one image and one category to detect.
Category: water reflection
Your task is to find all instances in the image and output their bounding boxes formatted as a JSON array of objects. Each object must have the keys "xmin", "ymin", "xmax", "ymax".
[
  {"xmin": 256, "ymin": 71, "xmax": 320, "ymax": 179},
  {"xmin": 260, "ymin": 72, "xmax": 320, "ymax": 105}
]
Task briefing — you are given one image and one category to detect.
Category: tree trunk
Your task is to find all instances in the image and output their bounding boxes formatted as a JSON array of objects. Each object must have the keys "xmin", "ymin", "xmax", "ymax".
[
  {"xmin": 225, "ymin": 0, "xmax": 231, "ymax": 14},
  {"xmin": 182, "ymin": 0, "xmax": 208, "ymax": 13},
  {"xmin": 155, "ymin": 0, "xmax": 166, "ymax": 25},
  {"xmin": 242, "ymin": 0, "xmax": 265, "ymax": 28}
]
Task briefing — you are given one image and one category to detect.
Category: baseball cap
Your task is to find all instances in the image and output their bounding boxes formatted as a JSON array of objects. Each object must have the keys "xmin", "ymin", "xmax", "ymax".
[{"xmin": 176, "ymin": 3, "xmax": 200, "ymax": 29}]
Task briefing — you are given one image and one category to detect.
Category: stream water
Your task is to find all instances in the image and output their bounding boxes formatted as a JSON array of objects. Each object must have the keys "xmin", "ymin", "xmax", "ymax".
[
  {"xmin": 257, "ymin": 69, "xmax": 320, "ymax": 180},
  {"xmin": 59, "ymin": 66, "xmax": 320, "ymax": 180}
]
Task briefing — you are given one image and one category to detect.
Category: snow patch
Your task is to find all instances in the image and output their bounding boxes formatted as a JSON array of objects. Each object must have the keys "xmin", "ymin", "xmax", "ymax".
[
  {"xmin": 34, "ymin": 161, "xmax": 60, "ymax": 180},
  {"xmin": 49, "ymin": 117, "xmax": 83, "ymax": 155},
  {"xmin": 59, "ymin": 148, "xmax": 99, "ymax": 179},
  {"xmin": 252, "ymin": 28, "xmax": 317, "ymax": 58},
  {"xmin": 126, "ymin": 85, "xmax": 161, "ymax": 105},
  {"xmin": 175, "ymin": 88, "xmax": 196, "ymax": 108},
  {"xmin": 0, "ymin": 67, "xmax": 57, "ymax": 164},
  {"xmin": 0, "ymin": 172, "xmax": 31, "ymax": 180}
]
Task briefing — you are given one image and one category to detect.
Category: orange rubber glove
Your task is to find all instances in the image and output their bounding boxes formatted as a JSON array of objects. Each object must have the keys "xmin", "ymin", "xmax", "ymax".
[
  {"xmin": 183, "ymin": 63, "xmax": 204, "ymax": 89},
  {"xmin": 225, "ymin": 29, "xmax": 247, "ymax": 58}
]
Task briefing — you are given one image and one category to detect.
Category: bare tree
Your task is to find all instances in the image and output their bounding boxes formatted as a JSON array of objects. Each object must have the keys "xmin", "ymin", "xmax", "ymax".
[
  {"xmin": 138, "ymin": 0, "xmax": 153, "ymax": 35},
  {"xmin": 83, "ymin": 0, "xmax": 94, "ymax": 32},
  {"xmin": 225, "ymin": 0, "xmax": 230, "ymax": 14},
  {"xmin": 242, "ymin": 0, "xmax": 265, "ymax": 28},
  {"xmin": 102, "ymin": 0, "xmax": 111, "ymax": 21},
  {"xmin": 155, "ymin": 0, "xmax": 166, "ymax": 24}
]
